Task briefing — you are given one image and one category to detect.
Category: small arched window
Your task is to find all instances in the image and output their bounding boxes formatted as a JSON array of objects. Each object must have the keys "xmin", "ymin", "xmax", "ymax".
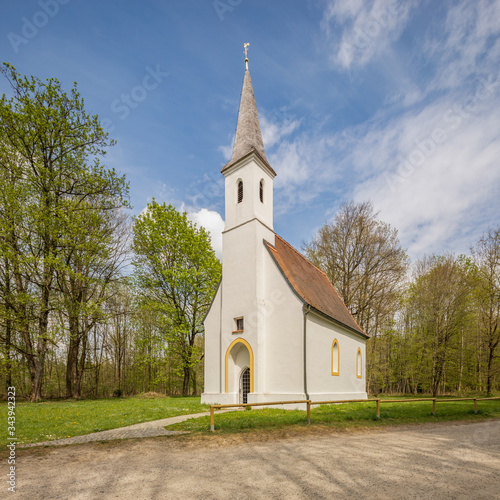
[
  {"xmin": 237, "ymin": 180, "xmax": 243, "ymax": 203},
  {"xmin": 331, "ymin": 339, "xmax": 339, "ymax": 376},
  {"xmin": 259, "ymin": 179, "xmax": 264, "ymax": 203},
  {"xmin": 356, "ymin": 348, "xmax": 362, "ymax": 379}
]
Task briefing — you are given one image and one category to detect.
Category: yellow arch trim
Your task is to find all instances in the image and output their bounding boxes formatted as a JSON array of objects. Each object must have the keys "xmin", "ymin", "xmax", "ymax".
[
  {"xmin": 225, "ymin": 338, "xmax": 254, "ymax": 394},
  {"xmin": 331, "ymin": 339, "xmax": 339, "ymax": 376},
  {"xmin": 356, "ymin": 347, "xmax": 362, "ymax": 379}
]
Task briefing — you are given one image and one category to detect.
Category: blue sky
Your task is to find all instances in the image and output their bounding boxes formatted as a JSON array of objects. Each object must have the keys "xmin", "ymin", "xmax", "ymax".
[{"xmin": 1, "ymin": 0, "xmax": 499, "ymax": 260}]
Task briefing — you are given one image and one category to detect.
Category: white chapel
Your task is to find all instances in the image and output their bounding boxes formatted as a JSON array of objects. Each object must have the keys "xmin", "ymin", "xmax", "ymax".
[{"xmin": 201, "ymin": 53, "xmax": 368, "ymax": 406}]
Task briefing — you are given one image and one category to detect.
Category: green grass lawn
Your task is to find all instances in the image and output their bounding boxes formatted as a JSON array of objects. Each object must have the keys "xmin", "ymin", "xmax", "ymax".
[
  {"xmin": 0, "ymin": 395, "xmax": 208, "ymax": 446},
  {"xmin": 1, "ymin": 395, "xmax": 498, "ymax": 446},
  {"xmin": 166, "ymin": 398, "xmax": 500, "ymax": 434}
]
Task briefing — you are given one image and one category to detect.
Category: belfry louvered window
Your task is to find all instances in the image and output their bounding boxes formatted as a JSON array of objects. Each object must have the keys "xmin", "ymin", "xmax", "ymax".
[
  {"xmin": 237, "ymin": 180, "xmax": 243, "ymax": 203},
  {"xmin": 259, "ymin": 180, "xmax": 264, "ymax": 203}
]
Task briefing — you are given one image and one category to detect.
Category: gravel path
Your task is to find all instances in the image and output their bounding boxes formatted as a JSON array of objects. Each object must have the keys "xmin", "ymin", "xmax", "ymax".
[
  {"xmin": 19, "ymin": 409, "xmax": 242, "ymax": 448},
  {"xmin": 12, "ymin": 419, "xmax": 500, "ymax": 499},
  {"xmin": 18, "ymin": 412, "xmax": 207, "ymax": 447}
]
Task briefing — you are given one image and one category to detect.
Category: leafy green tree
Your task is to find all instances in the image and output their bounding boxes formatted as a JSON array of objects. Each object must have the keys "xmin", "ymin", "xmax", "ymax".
[
  {"xmin": 0, "ymin": 63, "xmax": 129, "ymax": 400},
  {"xmin": 0, "ymin": 148, "xmax": 31, "ymax": 393},
  {"xmin": 472, "ymin": 227, "xmax": 500, "ymax": 395},
  {"xmin": 407, "ymin": 254, "xmax": 472, "ymax": 396},
  {"xmin": 132, "ymin": 201, "xmax": 221, "ymax": 395},
  {"xmin": 57, "ymin": 204, "xmax": 130, "ymax": 398}
]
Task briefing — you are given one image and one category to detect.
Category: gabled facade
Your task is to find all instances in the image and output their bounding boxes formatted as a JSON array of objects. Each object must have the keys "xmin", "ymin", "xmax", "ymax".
[{"xmin": 201, "ymin": 58, "xmax": 368, "ymax": 407}]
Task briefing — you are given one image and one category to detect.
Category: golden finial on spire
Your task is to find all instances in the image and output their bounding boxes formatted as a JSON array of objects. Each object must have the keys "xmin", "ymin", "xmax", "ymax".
[{"xmin": 244, "ymin": 42, "xmax": 250, "ymax": 70}]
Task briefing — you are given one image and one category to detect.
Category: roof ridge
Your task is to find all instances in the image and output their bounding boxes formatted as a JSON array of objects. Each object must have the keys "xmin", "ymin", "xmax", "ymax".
[{"xmin": 275, "ymin": 234, "xmax": 331, "ymax": 280}]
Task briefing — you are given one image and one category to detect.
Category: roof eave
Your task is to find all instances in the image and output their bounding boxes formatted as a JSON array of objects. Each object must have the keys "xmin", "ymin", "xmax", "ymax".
[
  {"xmin": 221, "ymin": 148, "xmax": 276, "ymax": 178},
  {"xmin": 306, "ymin": 305, "xmax": 370, "ymax": 340},
  {"xmin": 264, "ymin": 239, "xmax": 369, "ymax": 340}
]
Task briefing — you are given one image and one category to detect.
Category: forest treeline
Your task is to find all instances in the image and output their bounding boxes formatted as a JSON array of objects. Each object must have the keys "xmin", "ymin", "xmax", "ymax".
[
  {"xmin": 1, "ymin": 66, "xmax": 499, "ymax": 401},
  {"xmin": 305, "ymin": 202, "xmax": 500, "ymax": 396}
]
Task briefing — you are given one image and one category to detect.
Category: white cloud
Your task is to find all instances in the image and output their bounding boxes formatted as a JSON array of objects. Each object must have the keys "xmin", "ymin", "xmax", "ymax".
[
  {"xmin": 321, "ymin": 0, "xmax": 419, "ymax": 70},
  {"xmin": 424, "ymin": 0, "xmax": 500, "ymax": 93},
  {"xmin": 218, "ymin": 135, "xmax": 234, "ymax": 162},
  {"xmin": 260, "ymin": 0, "xmax": 495, "ymax": 259},
  {"xmin": 188, "ymin": 208, "xmax": 224, "ymax": 259},
  {"xmin": 352, "ymin": 84, "xmax": 500, "ymax": 257},
  {"xmin": 266, "ymin": 67, "xmax": 500, "ymax": 259},
  {"xmin": 260, "ymin": 114, "xmax": 300, "ymax": 149},
  {"xmin": 269, "ymin": 134, "xmax": 345, "ymax": 214}
]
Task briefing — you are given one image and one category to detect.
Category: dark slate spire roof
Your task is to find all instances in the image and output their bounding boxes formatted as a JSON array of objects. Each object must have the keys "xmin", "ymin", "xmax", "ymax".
[{"xmin": 221, "ymin": 68, "xmax": 275, "ymax": 175}]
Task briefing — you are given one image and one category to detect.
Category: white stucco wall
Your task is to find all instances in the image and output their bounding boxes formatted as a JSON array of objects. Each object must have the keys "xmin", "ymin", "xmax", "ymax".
[
  {"xmin": 306, "ymin": 311, "xmax": 367, "ymax": 400},
  {"xmin": 201, "ymin": 284, "xmax": 221, "ymax": 400},
  {"xmin": 219, "ymin": 220, "xmax": 274, "ymax": 397},
  {"xmin": 259, "ymin": 246, "xmax": 305, "ymax": 397}
]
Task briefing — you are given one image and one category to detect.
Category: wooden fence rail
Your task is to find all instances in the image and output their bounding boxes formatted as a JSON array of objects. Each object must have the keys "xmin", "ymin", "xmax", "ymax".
[{"xmin": 209, "ymin": 397, "xmax": 500, "ymax": 431}]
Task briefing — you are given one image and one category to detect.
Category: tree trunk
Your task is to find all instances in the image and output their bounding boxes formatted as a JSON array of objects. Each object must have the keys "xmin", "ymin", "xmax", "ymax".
[
  {"xmin": 31, "ymin": 335, "xmax": 47, "ymax": 401},
  {"xmin": 31, "ymin": 272, "xmax": 51, "ymax": 402},
  {"xmin": 192, "ymin": 369, "xmax": 197, "ymax": 396},
  {"xmin": 182, "ymin": 365, "xmax": 190, "ymax": 396},
  {"xmin": 486, "ymin": 346, "xmax": 494, "ymax": 396},
  {"xmin": 73, "ymin": 337, "xmax": 86, "ymax": 399},
  {"xmin": 66, "ymin": 330, "xmax": 78, "ymax": 398}
]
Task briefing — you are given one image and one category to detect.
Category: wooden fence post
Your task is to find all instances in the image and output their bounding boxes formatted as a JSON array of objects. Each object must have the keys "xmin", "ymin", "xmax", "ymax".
[
  {"xmin": 307, "ymin": 400, "xmax": 311, "ymax": 424},
  {"xmin": 474, "ymin": 399, "xmax": 477, "ymax": 414},
  {"xmin": 432, "ymin": 399, "xmax": 436, "ymax": 416},
  {"xmin": 210, "ymin": 406, "xmax": 215, "ymax": 431},
  {"xmin": 376, "ymin": 399, "xmax": 380, "ymax": 419}
]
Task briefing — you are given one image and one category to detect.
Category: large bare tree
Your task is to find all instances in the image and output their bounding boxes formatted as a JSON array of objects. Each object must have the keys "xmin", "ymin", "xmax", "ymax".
[
  {"xmin": 304, "ymin": 201, "xmax": 408, "ymax": 335},
  {"xmin": 304, "ymin": 201, "xmax": 408, "ymax": 393}
]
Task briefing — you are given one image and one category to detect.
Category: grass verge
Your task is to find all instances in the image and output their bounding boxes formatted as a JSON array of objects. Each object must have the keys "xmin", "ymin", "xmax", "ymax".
[
  {"xmin": 166, "ymin": 398, "xmax": 500, "ymax": 434},
  {"xmin": 0, "ymin": 395, "xmax": 208, "ymax": 446}
]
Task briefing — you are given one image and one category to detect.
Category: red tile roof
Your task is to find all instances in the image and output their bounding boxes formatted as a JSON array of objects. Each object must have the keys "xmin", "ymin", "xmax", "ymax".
[{"xmin": 265, "ymin": 235, "xmax": 368, "ymax": 338}]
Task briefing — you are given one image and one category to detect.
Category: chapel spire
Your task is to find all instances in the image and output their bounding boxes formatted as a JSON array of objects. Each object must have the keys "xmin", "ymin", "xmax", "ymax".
[{"xmin": 221, "ymin": 44, "xmax": 271, "ymax": 174}]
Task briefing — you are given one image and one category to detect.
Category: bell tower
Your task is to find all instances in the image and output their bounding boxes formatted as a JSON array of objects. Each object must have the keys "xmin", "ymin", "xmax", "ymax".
[
  {"xmin": 216, "ymin": 46, "xmax": 276, "ymax": 398},
  {"xmin": 221, "ymin": 51, "xmax": 276, "ymax": 233}
]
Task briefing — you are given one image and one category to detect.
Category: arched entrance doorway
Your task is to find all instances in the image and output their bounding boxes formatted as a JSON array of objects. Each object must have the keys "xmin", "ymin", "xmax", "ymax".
[
  {"xmin": 240, "ymin": 367, "xmax": 250, "ymax": 404},
  {"xmin": 225, "ymin": 338, "xmax": 254, "ymax": 400}
]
